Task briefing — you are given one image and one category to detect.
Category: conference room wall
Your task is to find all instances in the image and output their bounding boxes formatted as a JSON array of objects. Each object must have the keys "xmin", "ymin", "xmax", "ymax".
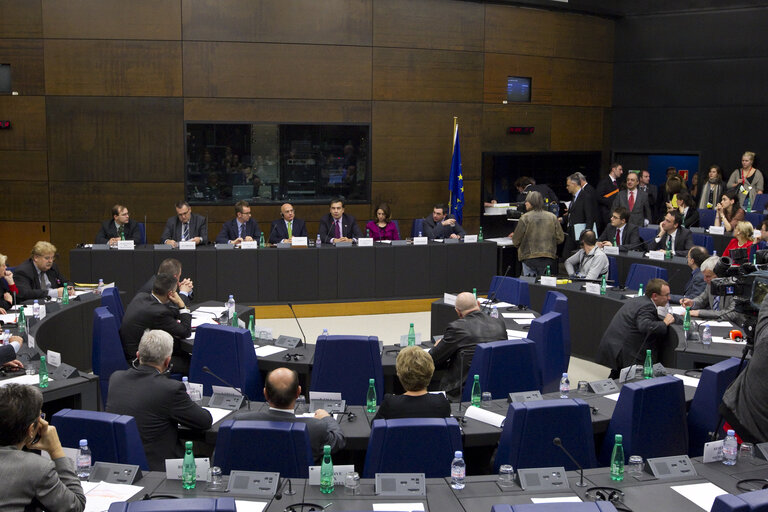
[{"xmin": 0, "ymin": 0, "xmax": 614, "ymax": 274}]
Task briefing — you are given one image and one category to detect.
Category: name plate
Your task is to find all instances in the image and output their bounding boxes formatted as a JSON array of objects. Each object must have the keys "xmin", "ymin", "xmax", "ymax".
[
  {"xmin": 603, "ymin": 246, "xmax": 619, "ymax": 255},
  {"xmin": 357, "ymin": 237, "xmax": 373, "ymax": 247},
  {"xmin": 292, "ymin": 236, "xmax": 308, "ymax": 246},
  {"xmin": 648, "ymin": 251, "xmax": 665, "ymax": 261},
  {"xmin": 308, "ymin": 464, "xmax": 355, "ymax": 485},
  {"xmin": 117, "ymin": 240, "xmax": 134, "ymax": 250},
  {"xmin": 165, "ymin": 457, "xmax": 210, "ymax": 480},
  {"xmin": 334, "ymin": 241, "xmax": 352, "ymax": 247},
  {"xmin": 619, "ymin": 364, "xmax": 639, "ymax": 383},
  {"xmin": 585, "ymin": 282, "xmax": 601, "ymax": 295},
  {"xmin": 179, "ymin": 241, "xmax": 196, "ymax": 250},
  {"xmin": 708, "ymin": 226, "xmax": 725, "ymax": 235},
  {"xmin": 540, "ymin": 276, "xmax": 557, "ymax": 287},
  {"xmin": 702, "ymin": 440, "xmax": 724, "ymax": 463},
  {"xmin": 464, "ymin": 235, "xmax": 478, "ymax": 243},
  {"xmin": 413, "ymin": 236, "xmax": 428, "ymax": 245},
  {"xmin": 46, "ymin": 350, "xmax": 62, "ymax": 367},
  {"xmin": 240, "ymin": 241, "xmax": 258, "ymax": 249}
]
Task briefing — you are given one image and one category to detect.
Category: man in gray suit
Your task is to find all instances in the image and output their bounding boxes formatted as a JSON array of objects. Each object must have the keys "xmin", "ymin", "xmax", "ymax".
[
  {"xmin": 161, "ymin": 200, "xmax": 208, "ymax": 246},
  {"xmin": 612, "ymin": 171, "xmax": 651, "ymax": 227},
  {"xmin": 233, "ymin": 368, "xmax": 345, "ymax": 463},
  {"xmin": 681, "ymin": 256, "xmax": 746, "ymax": 325}
]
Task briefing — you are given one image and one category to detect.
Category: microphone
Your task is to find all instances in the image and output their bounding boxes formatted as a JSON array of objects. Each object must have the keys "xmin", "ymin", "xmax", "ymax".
[
  {"xmin": 482, "ymin": 265, "xmax": 512, "ymax": 313},
  {"xmin": 552, "ymin": 437, "xmax": 586, "ymax": 487},
  {"xmin": 275, "ymin": 477, "xmax": 295, "ymax": 499},
  {"xmin": 457, "ymin": 350, "xmax": 468, "ymax": 422},
  {"xmin": 202, "ymin": 365, "xmax": 251, "ymax": 410},
  {"xmin": 287, "ymin": 303, "xmax": 306, "ymax": 346}
]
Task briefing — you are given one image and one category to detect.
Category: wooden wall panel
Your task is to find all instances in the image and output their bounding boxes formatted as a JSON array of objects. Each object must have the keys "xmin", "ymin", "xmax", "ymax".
[
  {"xmin": 484, "ymin": 5, "xmax": 557, "ymax": 56},
  {"xmin": 182, "ymin": 0, "xmax": 371, "ymax": 45},
  {"xmin": 373, "ymin": 0, "xmax": 484, "ymax": 51},
  {"xmin": 554, "ymin": 12, "xmax": 614, "ymax": 61},
  {"xmin": 550, "ymin": 107, "xmax": 605, "ymax": 151},
  {"xmin": 0, "ymin": 96, "xmax": 46, "ymax": 150},
  {"xmin": 0, "ymin": 222, "xmax": 50, "ymax": 267},
  {"xmin": 551, "ymin": 59, "xmax": 612, "ymax": 107},
  {"xmin": 44, "ymin": 40, "xmax": 182, "ymax": 96},
  {"xmin": 183, "ymin": 42, "xmax": 372, "ymax": 100},
  {"xmin": 184, "ymin": 99, "xmax": 372, "ymax": 124},
  {"xmin": 47, "ymin": 97, "xmax": 184, "ymax": 182},
  {"xmin": 0, "ymin": 150, "xmax": 47, "ymax": 179},
  {"xmin": 481, "ymin": 104, "xmax": 552, "ymax": 152},
  {"xmin": 0, "ymin": 181, "xmax": 49, "ymax": 220},
  {"xmin": 42, "ymin": 0, "xmax": 181, "ymax": 40},
  {"xmin": 483, "ymin": 53, "xmax": 553, "ymax": 105},
  {"xmin": 372, "ymin": 48, "xmax": 483, "ymax": 103},
  {"xmin": 49, "ymin": 222, "xmax": 91, "ymax": 274},
  {"xmin": 0, "ymin": 39, "xmax": 44, "ymax": 95},
  {"xmin": 0, "ymin": 0, "xmax": 42, "ymax": 38}
]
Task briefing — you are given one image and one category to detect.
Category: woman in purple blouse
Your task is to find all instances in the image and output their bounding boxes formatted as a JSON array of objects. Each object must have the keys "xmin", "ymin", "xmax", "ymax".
[{"xmin": 366, "ymin": 203, "xmax": 400, "ymax": 241}]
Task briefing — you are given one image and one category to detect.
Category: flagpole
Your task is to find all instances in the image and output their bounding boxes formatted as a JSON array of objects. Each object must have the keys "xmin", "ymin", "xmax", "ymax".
[{"xmin": 451, "ymin": 116, "xmax": 458, "ymax": 205}]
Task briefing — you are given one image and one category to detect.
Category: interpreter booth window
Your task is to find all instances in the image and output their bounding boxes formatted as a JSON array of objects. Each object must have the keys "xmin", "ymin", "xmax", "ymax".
[{"xmin": 185, "ymin": 123, "xmax": 370, "ymax": 204}]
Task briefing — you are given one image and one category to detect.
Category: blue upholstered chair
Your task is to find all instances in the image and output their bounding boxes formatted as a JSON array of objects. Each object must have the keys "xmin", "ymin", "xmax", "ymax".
[
  {"xmin": 542, "ymin": 290, "xmax": 570, "ymax": 373},
  {"xmin": 625, "ymin": 263, "xmax": 668, "ymax": 291},
  {"xmin": 494, "ymin": 399, "xmax": 597, "ymax": 473},
  {"xmin": 638, "ymin": 227, "xmax": 657, "ymax": 243},
  {"xmin": 92, "ymin": 306, "xmax": 128, "ymax": 406},
  {"xmin": 363, "ymin": 418, "xmax": 462, "ymax": 478},
  {"xmin": 526, "ymin": 311, "xmax": 565, "ymax": 393},
  {"xmin": 411, "ymin": 218, "xmax": 425, "ymax": 237},
  {"xmin": 108, "ymin": 498, "xmax": 236, "ymax": 512},
  {"xmin": 214, "ymin": 420, "xmax": 313, "ymax": 478},
  {"xmin": 599, "ymin": 376, "xmax": 688, "ymax": 466},
  {"xmin": 310, "ymin": 335, "xmax": 383, "ymax": 406},
  {"xmin": 135, "ymin": 222, "xmax": 147, "ymax": 245},
  {"xmin": 52, "ymin": 409, "xmax": 149, "ymax": 470},
  {"xmin": 100, "ymin": 287, "xmax": 125, "ymax": 325},
  {"xmin": 492, "ymin": 503, "xmax": 618, "ymax": 512},
  {"xmin": 699, "ymin": 208, "xmax": 716, "ymax": 229},
  {"xmin": 607, "ymin": 255, "xmax": 619, "ymax": 287},
  {"xmin": 711, "ymin": 488, "xmax": 768, "ymax": 512},
  {"xmin": 688, "ymin": 357, "xmax": 742, "ymax": 456},
  {"xmin": 461, "ymin": 339, "xmax": 542, "ymax": 401},
  {"xmin": 188, "ymin": 324, "xmax": 263, "ymax": 401},
  {"xmin": 489, "ymin": 275, "xmax": 531, "ymax": 307},
  {"xmin": 752, "ymin": 194, "xmax": 768, "ymax": 213},
  {"xmin": 691, "ymin": 233, "xmax": 715, "ymax": 254},
  {"xmin": 745, "ymin": 211, "xmax": 763, "ymax": 228}
]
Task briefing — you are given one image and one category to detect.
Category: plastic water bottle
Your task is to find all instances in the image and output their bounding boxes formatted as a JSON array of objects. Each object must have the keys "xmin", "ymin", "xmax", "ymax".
[
  {"xmin": 32, "ymin": 300, "xmax": 40, "ymax": 319},
  {"xmin": 418, "ymin": 231, "xmax": 423, "ymax": 237},
  {"xmin": 472, "ymin": 288, "xmax": 477, "ymax": 299},
  {"xmin": 600, "ymin": 275, "xmax": 607, "ymax": 295},
  {"xmin": 407, "ymin": 323, "xmax": 416, "ymax": 346},
  {"xmin": 559, "ymin": 373, "xmax": 570, "ymax": 398},
  {"xmin": 491, "ymin": 305, "xmax": 499, "ymax": 319},
  {"xmin": 182, "ymin": 376, "xmax": 191, "ymax": 396},
  {"xmin": 702, "ymin": 324, "xmax": 712, "ymax": 345},
  {"xmin": 366, "ymin": 378, "xmax": 377, "ymax": 413},
  {"xmin": 320, "ymin": 445, "xmax": 334, "ymax": 493},
  {"xmin": 322, "ymin": 328, "xmax": 329, "ymax": 337},
  {"xmin": 62, "ymin": 283, "xmax": 69, "ymax": 305},
  {"xmin": 182, "ymin": 441, "xmax": 196, "ymax": 489},
  {"xmin": 450, "ymin": 451, "xmax": 466, "ymax": 490},
  {"xmin": 610, "ymin": 434, "xmax": 624, "ymax": 481},
  {"xmin": 17, "ymin": 306, "xmax": 26, "ymax": 334},
  {"xmin": 643, "ymin": 349, "xmax": 653, "ymax": 379},
  {"xmin": 471, "ymin": 375, "xmax": 481, "ymax": 407},
  {"xmin": 637, "ymin": 283, "xmax": 644, "ymax": 296},
  {"xmin": 96, "ymin": 279, "xmax": 105, "ymax": 295},
  {"xmin": 77, "ymin": 439, "xmax": 92, "ymax": 480},
  {"xmin": 259, "ymin": 232, "xmax": 265, "ymax": 248},
  {"xmin": 722, "ymin": 430, "xmax": 738, "ymax": 465},
  {"xmin": 478, "ymin": 227, "xmax": 484, "ymax": 242},
  {"xmin": 316, "ymin": 234, "xmax": 322, "ymax": 247},
  {"xmin": 226, "ymin": 295, "xmax": 235, "ymax": 321},
  {"xmin": 2, "ymin": 329, "xmax": 9, "ymax": 345},
  {"xmin": 39, "ymin": 355, "xmax": 48, "ymax": 388}
]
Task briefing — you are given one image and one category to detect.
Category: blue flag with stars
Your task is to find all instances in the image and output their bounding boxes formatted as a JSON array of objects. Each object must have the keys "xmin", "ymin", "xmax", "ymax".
[{"xmin": 449, "ymin": 123, "xmax": 464, "ymax": 224}]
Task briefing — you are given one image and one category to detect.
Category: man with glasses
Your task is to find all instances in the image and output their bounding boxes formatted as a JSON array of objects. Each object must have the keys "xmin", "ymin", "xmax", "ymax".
[
  {"xmin": 596, "ymin": 278, "xmax": 675, "ymax": 378},
  {"xmin": 597, "ymin": 206, "xmax": 642, "ymax": 251},
  {"xmin": 94, "ymin": 204, "xmax": 143, "ymax": 245},
  {"xmin": 162, "ymin": 200, "xmax": 208, "ymax": 247},
  {"xmin": 15, "ymin": 241, "xmax": 73, "ymax": 302},
  {"xmin": 215, "ymin": 200, "xmax": 261, "ymax": 244}
]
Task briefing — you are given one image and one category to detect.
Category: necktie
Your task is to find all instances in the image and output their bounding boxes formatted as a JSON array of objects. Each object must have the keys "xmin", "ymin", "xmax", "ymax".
[
  {"xmin": 616, "ymin": 228, "xmax": 621, "ymax": 246},
  {"xmin": 667, "ymin": 236, "xmax": 673, "ymax": 251},
  {"xmin": 712, "ymin": 295, "xmax": 721, "ymax": 311},
  {"xmin": 239, "ymin": 224, "xmax": 245, "ymax": 239},
  {"xmin": 117, "ymin": 225, "xmax": 125, "ymax": 239},
  {"xmin": 628, "ymin": 191, "xmax": 635, "ymax": 211},
  {"xmin": 334, "ymin": 220, "xmax": 341, "ymax": 239},
  {"xmin": 287, "ymin": 221, "xmax": 292, "ymax": 238},
  {"xmin": 182, "ymin": 223, "xmax": 189, "ymax": 241}
]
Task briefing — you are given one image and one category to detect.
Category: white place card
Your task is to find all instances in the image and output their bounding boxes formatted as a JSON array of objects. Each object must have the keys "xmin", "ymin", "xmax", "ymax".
[
  {"xmin": 240, "ymin": 241, "xmax": 258, "ymax": 249},
  {"xmin": 358, "ymin": 237, "xmax": 374, "ymax": 247},
  {"xmin": 463, "ymin": 405, "xmax": 506, "ymax": 427},
  {"xmin": 372, "ymin": 504, "xmax": 424, "ymax": 512},
  {"xmin": 708, "ymin": 226, "xmax": 725, "ymax": 235},
  {"xmin": 308, "ymin": 464, "xmax": 355, "ymax": 485},
  {"xmin": 165, "ymin": 457, "xmax": 210, "ymax": 480},
  {"xmin": 117, "ymin": 240, "xmax": 134, "ymax": 250},
  {"xmin": 670, "ymin": 374, "xmax": 700, "ymax": 388},
  {"xmin": 179, "ymin": 241, "xmax": 196, "ymax": 250},
  {"xmin": 603, "ymin": 246, "xmax": 619, "ymax": 255},
  {"xmin": 531, "ymin": 497, "xmax": 582, "ymax": 504},
  {"xmin": 443, "ymin": 293, "xmax": 457, "ymax": 306},
  {"xmin": 46, "ymin": 350, "xmax": 62, "ymax": 367},
  {"xmin": 254, "ymin": 345, "xmax": 287, "ymax": 357},
  {"xmin": 413, "ymin": 236, "xmax": 428, "ymax": 245},
  {"xmin": 540, "ymin": 276, "xmax": 557, "ymax": 287},
  {"xmin": 292, "ymin": 236, "xmax": 308, "ymax": 246},
  {"xmin": 647, "ymin": 251, "xmax": 665, "ymax": 261},
  {"xmin": 507, "ymin": 330, "xmax": 528, "ymax": 339},
  {"xmin": 585, "ymin": 282, "xmax": 601, "ymax": 295},
  {"xmin": 234, "ymin": 501, "xmax": 268, "ymax": 512},
  {"xmin": 755, "ymin": 229, "xmax": 762, "ymax": 240},
  {"xmin": 702, "ymin": 440, "xmax": 724, "ymax": 463},
  {"xmin": 464, "ymin": 235, "xmax": 478, "ymax": 243},
  {"xmin": 502, "ymin": 312, "xmax": 535, "ymax": 319}
]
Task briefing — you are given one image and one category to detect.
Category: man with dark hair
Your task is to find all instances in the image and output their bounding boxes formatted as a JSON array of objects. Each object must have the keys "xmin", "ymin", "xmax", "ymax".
[
  {"xmin": 514, "ymin": 176, "xmax": 559, "ymax": 209},
  {"xmin": 670, "ymin": 246, "xmax": 709, "ymax": 303},
  {"xmin": 120, "ymin": 272, "xmax": 192, "ymax": 373},
  {"xmin": 564, "ymin": 230, "xmax": 609, "ymax": 280},
  {"xmin": 612, "ymin": 171, "xmax": 651, "ymax": 227},
  {"xmin": 638, "ymin": 169, "xmax": 660, "ymax": 221},
  {"xmin": 647, "ymin": 210, "xmax": 694, "ymax": 256},
  {"xmin": 561, "ymin": 173, "xmax": 597, "ymax": 256},
  {"xmin": 597, "ymin": 206, "xmax": 642, "ymax": 251},
  {"xmin": 233, "ymin": 367, "xmax": 345, "ymax": 462},
  {"xmin": 161, "ymin": 200, "xmax": 208, "ymax": 246},
  {"xmin": 215, "ymin": 200, "xmax": 262, "ymax": 244},
  {"xmin": 318, "ymin": 197, "xmax": 362, "ymax": 244},
  {"xmin": 137, "ymin": 258, "xmax": 193, "ymax": 307},
  {"xmin": 422, "ymin": 203, "xmax": 465, "ymax": 240},
  {"xmin": 95, "ymin": 204, "xmax": 143, "ymax": 245},
  {"xmin": 595, "ymin": 163, "xmax": 623, "ymax": 231},
  {"xmin": 269, "ymin": 203, "xmax": 309, "ymax": 244},
  {"xmin": 597, "ymin": 278, "xmax": 675, "ymax": 378}
]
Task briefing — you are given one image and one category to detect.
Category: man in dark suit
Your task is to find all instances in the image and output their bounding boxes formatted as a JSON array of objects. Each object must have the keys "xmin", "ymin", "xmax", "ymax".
[
  {"xmin": 639, "ymin": 170, "xmax": 661, "ymax": 222},
  {"xmin": 0, "ymin": 335, "xmax": 25, "ymax": 370},
  {"xmin": 94, "ymin": 204, "xmax": 143, "ymax": 245},
  {"xmin": 106, "ymin": 330, "xmax": 212, "ymax": 471},
  {"xmin": 514, "ymin": 176, "xmax": 559, "ymax": 214},
  {"xmin": 422, "ymin": 203, "xmax": 466, "ymax": 240},
  {"xmin": 268, "ymin": 203, "xmax": 308, "ymax": 244},
  {"xmin": 597, "ymin": 206, "xmax": 643, "ymax": 251},
  {"xmin": 161, "ymin": 200, "xmax": 208, "ymax": 247},
  {"xmin": 120, "ymin": 273, "xmax": 192, "ymax": 374},
  {"xmin": 429, "ymin": 292, "xmax": 507, "ymax": 400},
  {"xmin": 612, "ymin": 171, "xmax": 651, "ymax": 227},
  {"xmin": 137, "ymin": 258, "xmax": 193, "ymax": 308},
  {"xmin": 647, "ymin": 210, "xmax": 694, "ymax": 257},
  {"xmin": 595, "ymin": 163, "xmax": 623, "ymax": 232},
  {"xmin": 670, "ymin": 246, "xmax": 709, "ymax": 303},
  {"xmin": 562, "ymin": 173, "xmax": 597, "ymax": 256},
  {"xmin": 14, "ymin": 241, "xmax": 72, "ymax": 302},
  {"xmin": 318, "ymin": 197, "xmax": 362, "ymax": 244},
  {"xmin": 233, "ymin": 367, "xmax": 345, "ymax": 462},
  {"xmin": 215, "ymin": 200, "xmax": 261, "ymax": 244},
  {"xmin": 596, "ymin": 278, "xmax": 675, "ymax": 378}
]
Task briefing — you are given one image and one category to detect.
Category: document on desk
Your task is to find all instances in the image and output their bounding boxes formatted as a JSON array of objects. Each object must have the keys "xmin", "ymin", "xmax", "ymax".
[
  {"xmin": 488, "ymin": 237, "xmax": 515, "ymax": 246},
  {"xmin": 502, "ymin": 312, "xmax": 536, "ymax": 319},
  {"xmin": 82, "ymin": 481, "xmax": 144, "ymax": 512},
  {"xmin": 671, "ymin": 482, "xmax": 728, "ymax": 511},
  {"xmin": 195, "ymin": 306, "xmax": 227, "ymax": 316},
  {"xmin": 711, "ymin": 336, "xmax": 747, "ymax": 345},
  {"xmin": 507, "ymin": 330, "xmax": 528, "ymax": 339},
  {"xmin": 463, "ymin": 405, "xmax": 505, "ymax": 427},
  {"xmin": 706, "ymin": 321, "xmax": 735, "ymax": 328},
  {"xmin": 235, "ymin": 500, "xmax": 268, "ymax": 512},
  {"xmin": 191, "ymin": 316, "xmax": 215, "ymax": 328},
  {"xmin": 0, "ymin": 374, "xmax": 53, "ymax": 387},
  {"xmin": 203, "ymin": 407, "xmax": 232, "ymax": 425},
  {"xmin": 254, "ymin": 345, "xmax": 287, "ymax": 357},
  {"xmin": 669, "ymin": 306, "xmax": 686, "ymax": 315},
  {"xmin": 604, "ymin": 392, "xmax": 620, "ymax": 401},
  {"xmin": 670, "ymin": 374, "xmax": 701, "ymax": 388},
  {"xmin": 0, "ymin": 313, "xmax": 17, "ymax": 323},
  {"xmin": 372, "ymin": 503, "xmax": 424, "ymax": 511},
  {"xmin": 531, "ymin": 497, "xmax": 581, "ymax": 504}
]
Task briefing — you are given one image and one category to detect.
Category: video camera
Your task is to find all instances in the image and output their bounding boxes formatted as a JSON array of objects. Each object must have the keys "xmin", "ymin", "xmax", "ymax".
[{"xmin": 709, "ymin": 255, "xmax": 768, "ymax": 320}]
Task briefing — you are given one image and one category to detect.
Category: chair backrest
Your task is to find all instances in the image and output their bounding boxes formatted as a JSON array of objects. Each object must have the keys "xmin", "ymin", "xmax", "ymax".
[
  {"xmin": 745, "ymin": 211, "xmax": 763, "ymax": 228},
  {"xmin": 214, "ymin": 420, "xmax": 313, "ymax": 478},
  {"xmin": 52, "ymin": 408, "xmax": 149, "ymax": 470},
  {"xmin": 462, "ymin": 339, "xmax": 542, "ymax": 401},
  {"xmin": 688, "ymin": 357, "xmax": 742, "ymax": 456},
  {"xmin": 136, "ymin": 222, "xmax": 147, "ymax": 245},
  {"xmin": 599, "ymin": 376, "xmax": 688, "ymax": 465},
  {"xmin": 489, "ymin": 275, "xmax": 531, "ymax": 307},
  {"xmin": 411, "ymin": 218, "xmax": 425, "ymax": 237},
  {"xmin": 607, "ymin": 255, "xmax": 619, "ymax": 287},
  {"xmin": 108, "ymin": 497, "xmax": 237, "ymax": 512},
  {"xmin": 753, "ymin": 194, "xmax": 768, "ymax": 213},
  {"xmin": 637, "ymin": 227, "xmax": 657, "ymax": 243},
  {"xmin": 494, "ymin": 399, "xmax": 597, "ymax": 473},
  {"xmin": 363, "ymin": 418, "xmax": 462, "ymax": 478},
  {"xmin": 188, "ymin": 324, "xmax": 264, "ymax": 401},
  {"xmin": 492, "ymin": 503, "xmax": 618, "ymax": 512},
  {"xmin": 699, "ymin": 208, "xmax": 716, "ymax": 228},
  {"xmin": 92, "ymin": 306, "xmax": 128, "ymax": 406},
  {"xmin": 541, "ymin": 290, "xmax": 570, "ymax": 372},
  {"xmin": 711, "ymin": 488, "xmax": 768, "ymax": 512},
  {"xmin": 100, "ymin": 287, "xmax": 125, "ymax": 325},
  {"xmin": 310, "ymin": 335, "xmax": 383, "ymax": 406},
  {"xmin": 691, "ymin": 233, "xmax": 715, "ymax": 254},
  {"xmin": 625, "ymin": 263, "xmax": 668, "ymax": 291},
  {"xmin": 526, "ymin": 311, "xmax": 565, "ymax": 393}
]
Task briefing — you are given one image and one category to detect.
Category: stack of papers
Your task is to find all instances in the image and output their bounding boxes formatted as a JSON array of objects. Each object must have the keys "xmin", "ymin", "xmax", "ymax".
[{"xmin": 81, "ymin": 481, "xmax": 144, "ymax": 512}]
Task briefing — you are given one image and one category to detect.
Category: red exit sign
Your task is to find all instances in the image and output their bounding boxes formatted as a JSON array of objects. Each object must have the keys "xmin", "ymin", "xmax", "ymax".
[
  {"xmin": 507, "ymin": 126, "xmax": 534, "ymax": 134},
  {"xmin": 0, "ymin": 120, "xmax": 11, "ymax": 129}
]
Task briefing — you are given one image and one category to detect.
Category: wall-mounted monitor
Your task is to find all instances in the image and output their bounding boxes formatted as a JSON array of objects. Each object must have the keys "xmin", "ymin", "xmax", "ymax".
[{"xmin": 506, "ymin": 76, "xmax": 531, "ymax": 103}]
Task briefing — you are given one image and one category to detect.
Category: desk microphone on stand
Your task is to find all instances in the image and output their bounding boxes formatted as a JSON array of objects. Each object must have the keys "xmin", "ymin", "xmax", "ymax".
[
  {"xmin": 202, "ymin": 365, "xmax": 251, "ymax": 410},
  {"xmin": 553, "ymin": 437, "xmax": 586, "ymax": 487},
  {"xmin": 482, "ymin": 265, "xmax": 512, "ymax": 313},
  {"xmin": 456, "ymin": 350, "xmax": 468, "ymax": 423},
  {"xmin": 287, "ymin": 303, "xmax": 306, "ymax": 346}
]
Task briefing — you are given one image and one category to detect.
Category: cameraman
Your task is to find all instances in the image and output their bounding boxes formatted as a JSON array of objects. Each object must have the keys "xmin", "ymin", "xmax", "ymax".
[{"xmin": 680, "ymin": 256, "xmax": 745, "ymax": 324}]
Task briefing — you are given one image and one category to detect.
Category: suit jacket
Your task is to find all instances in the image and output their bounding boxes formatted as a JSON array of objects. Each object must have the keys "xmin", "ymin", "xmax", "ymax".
[
  {"xmin": 14, "ymin": 259, "xmax": 68, "ymax": 302},
  {"xmin": 94, "ymin": 219, "xmax": 143, "ymax": 244},
  {"xmin": 137, "ymin": 275, "xmax": 192, "ymax": 308},
  {"xmin": 671, "ymin": 267, "xmax": 707, "ymax": 303},
  {"xmin": 596, "ymin": 296, "xmax": 669, "ymax": 372},
  {"xmin": 318, "ymin": 213, "xmax": 362, "ymax": 244},
  {"xmin": 422, "ymin": 215, "xmax": 466, "ymax": 239},
  {"xmin": 215, "ymin": 218, "xmax": 262, "ymax": 244},
  {"xmin": 429, "ymin": 310, "xmax": 507, "ymax": 398},
  {"xmin": 0, "ymin": 344, "xmax": 15, "ymax": 365},
  {"xmin": 681, "ymin": 207, "xmax": 700, "ymax": 228},
  {"xmin": 639, "ymin": 183, "xmax": 660, "ymax": 219},
  {"xmin": 690, "ymin": 283, "xmax": 744, "ymax": 324},
  {"xmin": 612, "ymin": 188, "xmax": 652, "ymax": 227},
  {"xmin": 161, "ymin": 213, "xmax": 208, "ymax": 244},
  {"xmin": 106, "ymin": 365, "xmax": 213, "ymax": 471},
  {"xmin": 598, "ymin": 223, "xmax": 643, "ymax": 251},
  {"xmin": 268, "ymin": 218, "xmax": 308, "ymax": 244},
  {"xmin": 595, "ymin": 176, "xmax": 621, "ymax": 226},
  {"xmin": 0, "ymin": 278, "xmax": 16, "ymax": 309},
  {"xmin": 119, "ymin": 292, "xmax": 192, "ymax": 361},
  {"xmin": 233, "ymin": 407, "xmax": 346, "ymax": 463},
  {"xmin": 567, "ymin": 189, "xmax": 597, "ymax": 234},
  {"xmin": 647, "ymin": 227, "xmax": 694, "ymax": 257},
  {"xmin": 0, "ymin": 445, "xmax": 85, "ymax": 512}
]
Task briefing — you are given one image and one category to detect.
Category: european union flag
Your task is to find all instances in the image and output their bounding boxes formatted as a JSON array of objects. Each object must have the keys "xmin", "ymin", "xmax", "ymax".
[{"xmin": 449, "ymin": 123, "xmax": 464, "ymax": 225}]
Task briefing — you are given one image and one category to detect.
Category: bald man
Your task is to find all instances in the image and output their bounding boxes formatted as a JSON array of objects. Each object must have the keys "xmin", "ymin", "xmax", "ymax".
[
  {"xmin": 429, "ymin": 292, "xmax": 507, "ymax": 400},
  {"xmin": 268, "ymin": 203, "xmax": 308, "ymax": 244},
  {"xmin": 233, "ymin": 368, "xmax": 345, "ymax": 462}
]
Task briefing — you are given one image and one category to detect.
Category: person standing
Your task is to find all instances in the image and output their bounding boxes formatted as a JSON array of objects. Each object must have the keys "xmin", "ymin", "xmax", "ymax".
[
  {"xmin": 510, "ymin": 191, "xmax": 564, "ymax": 277},
  {"xmin": 727, "ymin": 151, "xmax": 763, "ymax": 210}
]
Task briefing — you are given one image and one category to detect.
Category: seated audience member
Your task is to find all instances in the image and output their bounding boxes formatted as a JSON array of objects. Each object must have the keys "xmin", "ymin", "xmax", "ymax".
[
  {"xmin": 422, "ymin": 203, "xmax": 466, "ymax": 240},
  {"xmin": 14, "ymin": 242, "xmax": 73, "ymax": 302},
  {"xmin": 0, "ymin": 252, "xmax": 19, "ymax": 312},
  {"xmin": 374, "ymin": 346, "xmax": 451, "ymax": 420},
  {"xmin": 647, "ymin": 210, "xmax": 694, "ymax": 257},
  {"xmin": 0, "ymin": 384, "xmax": 85, "ymax": 512},
  {"xmin": 137, "ymin": 258, "xmax": 193, "ymax": 307},
  {"xmin": 564, "ymin": 230, "xmax": 609, "ymax": 280},
  {"xmin": 597, "ymin": 207, "xmax": 642, "ymax": 251},
  {"xmin": 510, "ymin": 191, "xmax": 564, "ymax": 277},
  {"xmin": 429, "ymin": 292, "xmax": 506, "ymax": 400},
  {"xmin": 671, "ymin": 246, "xmax": 709, "ymax": 303},
  {"xmin": 268, "ymin": 203, "xmax": 308, "ymax": 244},
  {"xmin": 755, "ymin": 218, "xmax": 768, "ymax": 252},
  {"xmin": 106, "ymin": 330, "xmax": 212, "ymax": 471},
  {"xmin": 722, "ymin": 220, "xmax": 755, "ymax": 261},
  {"xmin": 366, "ymin": 203, "xmax": 400, "ymax": 241},
  {"xmin": 714, "ymin": 189, "xmax": 745, "ymax": 232},
  {"xmin": 215, "ymin": 200, "xmax": 261, "ymax": 244},
  {"xmin": 318, "ymin": 197, "xmax": 362, "ymax": 244},
  {"xmin": 0, "ymin": 334, "xmax": 25, "ymax": 370},
  {"xmin": 94, "ymin": 204, "xmax": 143, "ymax": 245},
  {"xmin": 681, "ymin": 256, "xmax": 747, "ymax": 324},
  {"xmin": 161, "ymin": 200, "xmax": 208, "ymax": 246},
  {"xmin": 675, "ymin": 190, "xmax": 700, "ymax": 228},
  {"xmin": 234, "ymin": 367, "xmax": 345, "ymax": 462},
  {"xmin": 698, "ymin": 165, "xmax": 725, "ymax": 210}
]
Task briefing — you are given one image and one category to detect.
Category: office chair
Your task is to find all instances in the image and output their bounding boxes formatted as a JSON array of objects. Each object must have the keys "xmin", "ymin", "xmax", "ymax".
[
  {"xmin": 461, "ymin": 339, "xmax": 542, "ymax": 401},
  {"xmin": 541, "ymin": 290, "xmax": 571, "ymax": 372},
  {"xmin": 526, "ymin": 311, "xmax": 565, "ymax": 393},
  {"xmin": 108, "ymin": 498, "xmax": 236, "ymax": 512},
  {"xmin": 91, "ymin": 306, "xmax": 128, "ymax": 406},
  {"xmin": 625, "ymin": 263, "xmax": 667, "ymax": 291},
  {"xmin": 488, "ymin": 275, "xmax": 531, "ymax": 307},
  {"xmin": 310, "ymin": 335, "xmax": 383, "ymax": 406},
  {"xmin": 100, "ymin": 287, "xmax": 125, "ymax": 325},
  {"xmin": 688, "ymin": 357, "xmax": 742, "ymax": 457}
]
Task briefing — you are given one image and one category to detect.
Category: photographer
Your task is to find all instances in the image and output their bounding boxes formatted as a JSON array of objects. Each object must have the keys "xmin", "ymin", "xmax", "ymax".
[{"xmin": 680, "ymin": 256, "xmax": 745, "ymax": 324}]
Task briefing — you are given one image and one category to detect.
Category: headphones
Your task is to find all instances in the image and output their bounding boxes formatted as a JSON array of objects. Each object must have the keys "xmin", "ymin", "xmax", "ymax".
[
  {"xmin": 283, "ymin": 353, "xmax": 304, "ymax": 361},
  {"xmin": 585, "ymin": 486, "xmax": 624, "ymax": 502},
  {"xmin": 737, "ymin": 478, "xmax": 768, "ymax": 492},
  {"xmin": 132, "ymin": 358, "xmax": 173, "ymax": 375}
]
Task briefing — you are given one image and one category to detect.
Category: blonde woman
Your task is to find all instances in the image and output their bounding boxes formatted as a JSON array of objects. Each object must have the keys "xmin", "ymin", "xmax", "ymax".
[
  {"xmin": 727, "ymin": 151, "xmax": 763, "ymax": 210},
  {"xmin": 722, "ymin": 221, "xmax": 755, "ymax": 261}
]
